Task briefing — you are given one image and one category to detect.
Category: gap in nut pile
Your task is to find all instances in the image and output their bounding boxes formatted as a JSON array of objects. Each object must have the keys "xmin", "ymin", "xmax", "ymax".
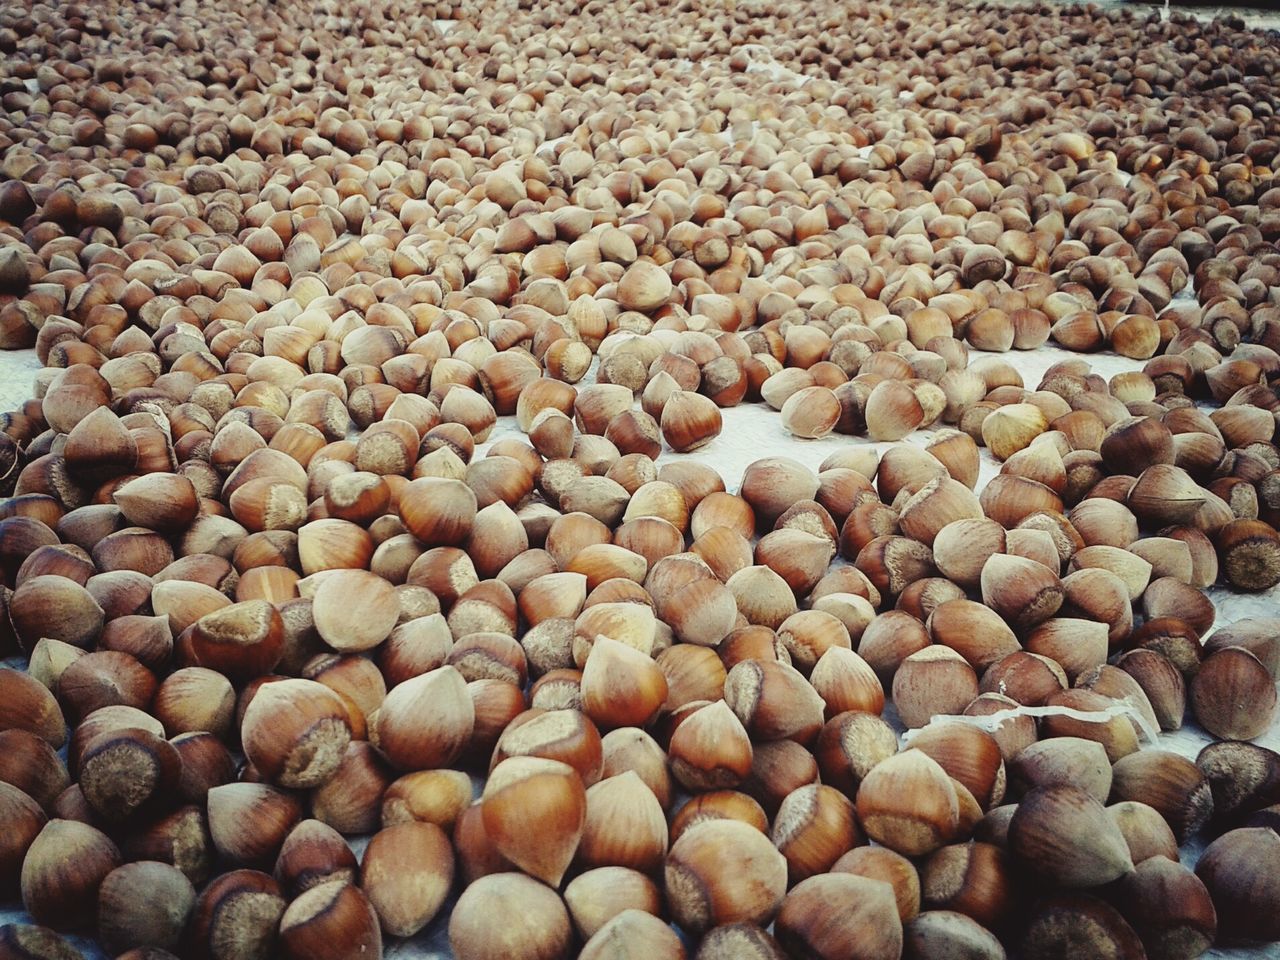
[{"xmin": 1, "ymin": 0, "xmax": 1280, "ymax": 958}]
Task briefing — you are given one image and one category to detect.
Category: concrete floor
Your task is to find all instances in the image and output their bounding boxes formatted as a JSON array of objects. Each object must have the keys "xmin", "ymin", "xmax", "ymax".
[
  {"xmin": 1074, "ymin": 0, "xmax": 1280, "ymax": 30},
  {"xmin": 0, "ymin": 350, "xmax": 42, "ymax": 413}
]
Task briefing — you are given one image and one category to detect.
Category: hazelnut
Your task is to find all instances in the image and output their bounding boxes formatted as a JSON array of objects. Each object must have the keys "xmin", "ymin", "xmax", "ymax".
[
  {"xmin": 448, "ymin": 873, "xmax": 572, "ymax": 960},
  {"xmin": 183, "ymin": 869, "xmax": 285, "ymax": 960},
  {"xmin": 892, "ymin": 647, "xmax": 979, "ymax": 729},
  {"xmin": 579, "ymin": 910, "xmax": 684, "ymax": 960},
  {"xmin": 277, "ymin": 879, "xmax": 381, "ymax": 960},
  {"xmin": 1115, "ymin": 856, "xmax": 1217, "ymax": 960},
  {"xmin": 77, "ymin": 727, "xmax": 181, "ymax": 824},
  {"xmin": 20, "ymin": 820, "xmax": 121, "ymax": 931},
  {"xmin": 369, "ymin": 665, "xmax": 474, "ymax": 771},
  {"xmin": 1195, "ymin": 827, "xmax": 1280, "ymax": 943},
  {"xmin": 816, "ymin": 712, "xmax": 899, "ymax": 797},
  {"xmin": 1110, "ymin": 750, "xmax": 1212, "ymax": 845},
  {"xmin": 669, "ymin": 700, "xmax": 753, "ymax": 792},
  {"xmin": 979, "ymin": 554, "xmax": 1063, "ymax": 631},
  {"xmin": 739, "ymin": 458, "xmax": 819, "ymax": 527},
  {"xmin": 920, "ymin": 841, "xmax": 1016, "ymax": 931},
  {"xmin": 857, "ymin": 611, "xmax": 931, "ymax": 684},
  {"xmin": 380, "ymin": 768, "xmax": 473, "ymax": 831},
  {"xmin": 1190, "ymin": 646, "xmax": 1276, "ymax": 741},
  {"xmin": 398, "ymin": 478, "xmax": 477, "ymax": 547},
  {"xmin": 904, "ymin": 911, "xmax": 1005, "ymax": 960},
  {"xmin": 241, "ymin": 678, "xmax": 352, "ymax": 789},
  {"xmin": 927, "ymin": 599, "xmax": 1020, "ymax": 672},
  {"xmin": 482, "ymin": 757, "xmax": 585, "ymax": 887},
  {"xmin": 96, "ymin": 861, "xmax": 195, "ymax": 956},
  {"xmin": 780, "ymin": 386, "xmax": 841, "ymax": 439},
  {"xmin": 577, "ymin": 771, "xmax": 668, "ymax": 873},
  {"xmin": 775, "ymin": 873, "xmax": 903, "ymax": 960},
  {"xmin": 1008, "ymin": 737, "xmax": 1112, "ymax": 803},
  {"xmin": 581, "ymin": 637, "xmax": 668, "ymax": 730},
  {"xmin": 856, "ymin": 751, "xmax": 960, "ymax": 857},
  {"xmin": 310, "ymin": 741, "xmax": 395, "ymax": 835},
  {"xmin": 273, "ymin": 819, "xmax": 358, "ymax": 897},
  {"xmin": 1020, "ymin": 894, "xmax": 1145, "ymax": 960},
  {"xmin": 207, "ymin": 783, "xmax": 303, "ymax": 867},
  {"xmin": 908, "ymin": 723, "xmax": 1006, "ymax": 811},
  {"xmin": 832, "ymin": 846, "xmax": 921, "ymax": 924},
  {"xmin": 866, "ymin": 381, "xmax": 925, "ymax": 441},
  {"xmin": 664, "ymin": 820, "xmax": 787, "ymax": 935},
  {"xmin": 309, "ymin": 570, "xmax": 399, "ymax": 652},
  {"xmin": 693, "ymin": 923, "xmax": 788, "ymax": 960},
  {"xmin": 360, "ymin": 822, "xmax": 454, "ymax": 937},
  {"xmin": 119, "ymin": 805, "xmax": 213, "ymax": 886},
  {"xmin": 982, "ymin": 404, "xmax": 1048, "ymax": 461},
  {"xmin": 1107, "ymin": 801, "xmax": 1179, "ymax": 866},
  {"xmin": 931, "ymin": 519, "xmax": 1006, "ymax": 590},
  {"xmin": 724, "ymin": 658, "xmax": 825, "ymax": 744},
  {"xmin": 600, "ymin": 728, "xmax": 670, "ymax": 810},
  {"xmin": 0, "ymin": 783, "xmax": 45, "ymax": 900},
  {"xmin": 0, "ymin": 730, "xmax": 70, "ymax": 814},
  {"xmin": 1195, "ymin": 741, "xmax": 1280, "ymax": 826},
  {"xmin": 1008, "ymin": 786, "xmax": 1133, "ymax": 887},
  {"xmin": 563, "ymin": 866, "xmax": 662, "ymax": 941},
  {"xmin": 188, "ymin": 601, "xmax": 284, "ymax": 682},
  {"xmin": 771, "ymin": 783, "xmax": 862, "ymax": 884}
]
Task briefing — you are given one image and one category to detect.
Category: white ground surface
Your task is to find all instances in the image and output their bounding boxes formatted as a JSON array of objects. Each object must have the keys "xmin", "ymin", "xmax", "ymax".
[{"xmin": 1103, "ymin": 2, "xmax": 1280, "ymax": 29}]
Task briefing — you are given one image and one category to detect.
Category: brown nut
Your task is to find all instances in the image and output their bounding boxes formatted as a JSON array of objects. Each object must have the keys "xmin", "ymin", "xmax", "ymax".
[
  {"xmin": 277, "ymin": 879, "xmax": 381, "ymax": 960},
  {"xmin": 855, "ymin": 751, "xmax": 960, "ymax": 857},
  {"xmin": 482, "ymin": 757, "xmax": 586, "ymax": 888},
  {"xmin": 185, "ymin": 869, "xmax": 285, "ymax": 960},
  {"xmin": 1190, "ymin": 646, "xmax": 1277, "ymax": 741},
  {"xmin": 664, "ymin": 819, "xmax": 787, "ymax": 935},
  {"xmin": 360, "ymin": 821, "xmax": 454, "ymax": 937},
  {"xmin": 1008, "ymin": 785, "xmax": 1134, "ymax": 887},
  {"xmin": 1195, "ymin": 827, "xmax": 1280, "ymax": 944},
  {"xmin": 448, "ymin": 872, "xmax": 572, "ymax": 960},
  {"xmin": 96, "ymin": 861, "xmax": 195, "ymax": 956},
  {"xmin": 240, "ymin": 678, "xmax": 352, "ymax": 789},
  {"xmin": 20, "ymin": 819, "xmax": 121, "ymax": 931},
  {"xmin": 774, "ymin": 873, "xmax": 903, "ymax": 960}
]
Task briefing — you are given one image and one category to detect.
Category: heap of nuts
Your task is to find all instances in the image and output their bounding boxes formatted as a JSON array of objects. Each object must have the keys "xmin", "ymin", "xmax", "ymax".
[
  {"xmin": 1, "ymin": 0, "xmax": 1280, "ymax": 957},
  {"xmin": 3, "ymin": 418, "xmax": 1280, "ymax": 960}
]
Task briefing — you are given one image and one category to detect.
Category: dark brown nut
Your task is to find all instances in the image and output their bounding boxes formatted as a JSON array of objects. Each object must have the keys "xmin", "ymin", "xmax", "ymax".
[
  {"xmin": 1190, "ymin": 647, "xmax": 1277, "ymax": 741},
  {"xmin": 1195, "ymin": 827, "xmax": 1280, "ymax": 944},
  {"xmin": 277, "ymin": 879, "xmax": 382, "ymax": 960},
  {"xmin": 1115, "ymin": 856, "xmax": 1217, "ymax": 960},
  {"xmin": 273, "ymin": 819, "xmax": 358, "ymax": 898},
  {"xmin": 1008, "ymin": 786, "xmax": 1133, "ymax": 887},
  {"xmin": 1109, "ymin": 750, "xmax": 1212, "ymax": 844},
  {"xmin": 1020, "ymin": 894, "xmax": 1146, "ymax": 960},
  {"xmin": 77, "ymin": 727, "xmax": 182, "ymax": 824},
  {"xmin": 185, "ymin": 869, "xmax": 285, "ymax": 960},
  {"xmin": 97, "ymin": 861, "xmax": 196, "ymax": 956},
  {"xmin": 1196, "ymin": 742, "xmax": 1280, "ymax": 826},
  {"xmin": 20, "ymin": 819, "xmax": 121, "ymax": 931}
]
